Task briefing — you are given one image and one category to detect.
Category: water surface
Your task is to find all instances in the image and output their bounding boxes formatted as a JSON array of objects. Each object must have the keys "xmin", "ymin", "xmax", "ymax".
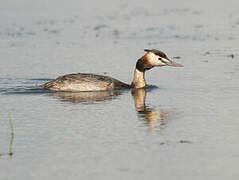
[{"xmin": 1, "ymin": 0, "xmax": 239, "ymax": 179}]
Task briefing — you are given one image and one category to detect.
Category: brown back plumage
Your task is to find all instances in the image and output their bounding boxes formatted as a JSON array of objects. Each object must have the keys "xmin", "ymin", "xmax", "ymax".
[{"xmin": 43, "ymin": 73, "xmax": 130, "ymax": 92}]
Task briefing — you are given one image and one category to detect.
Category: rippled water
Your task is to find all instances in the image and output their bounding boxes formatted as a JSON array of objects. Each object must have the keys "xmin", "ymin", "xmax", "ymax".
[{"xmin": 1, "ymin": 0, "xmax": 239, "ymax": 179}]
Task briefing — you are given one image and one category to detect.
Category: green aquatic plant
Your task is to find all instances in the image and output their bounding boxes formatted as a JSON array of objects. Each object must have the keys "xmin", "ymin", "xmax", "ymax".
[
  {"xmin": 0, "ymin": 115, "xmax": 14, "ymax": 157},
  {"xmin": 8, "ymin": 115, "xmax": 14, "ymax": 156}
]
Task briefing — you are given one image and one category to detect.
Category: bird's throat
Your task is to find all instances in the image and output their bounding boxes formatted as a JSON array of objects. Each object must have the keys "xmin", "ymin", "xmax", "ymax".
[{"xmin": 131, "ymin": 68, "xmax": 146, "ymax": 89}]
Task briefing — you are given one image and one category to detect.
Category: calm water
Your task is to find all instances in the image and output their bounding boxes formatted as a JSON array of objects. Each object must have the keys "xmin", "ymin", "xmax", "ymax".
[{"xmin": 1, "ymin": 0, "xmax": 239, "ymax": 179}]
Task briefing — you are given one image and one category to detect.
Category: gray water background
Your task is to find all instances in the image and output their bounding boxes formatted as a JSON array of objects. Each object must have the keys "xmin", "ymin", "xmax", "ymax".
[{"xmin": 0, "ymin": 0, "xmax": 239, "ymax": 179}]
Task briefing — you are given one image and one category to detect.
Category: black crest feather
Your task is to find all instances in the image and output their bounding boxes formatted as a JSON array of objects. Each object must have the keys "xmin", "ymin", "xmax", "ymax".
[{"xmin": 144, "ymin": 49, "xmax": 168, "ymax": 59}]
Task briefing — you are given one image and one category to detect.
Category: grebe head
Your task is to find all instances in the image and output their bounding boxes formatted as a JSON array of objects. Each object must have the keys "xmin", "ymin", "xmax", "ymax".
[{"xmin": 136, "ymin": 49, "xmax": 183, "ymax": 71}]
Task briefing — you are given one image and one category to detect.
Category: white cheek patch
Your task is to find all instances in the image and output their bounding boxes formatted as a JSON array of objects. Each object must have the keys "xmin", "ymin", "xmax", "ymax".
[
  {"xmin": 161, "ymin": 57, "xmax": 170, "ymax": 64},
  {"xmin": 155, "ymin": 56, "xmax": 167, "ymax": 66},
  {"xmin": 147, "ymin": 53, "xmax": 168, "ymax": 66},
  {"xmin": 151, "ymin": 54, "xmax": 163, "ymax": 66},
  {"xmin": 159, "ymin": 61, "xmax": 167, "ymax": 66}
]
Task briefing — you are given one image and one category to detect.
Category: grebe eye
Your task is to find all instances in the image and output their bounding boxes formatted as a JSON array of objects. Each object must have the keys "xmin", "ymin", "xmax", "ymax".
[{"xmin": 158, "ymin": 57, "xmax": 162, "ymax": 60}]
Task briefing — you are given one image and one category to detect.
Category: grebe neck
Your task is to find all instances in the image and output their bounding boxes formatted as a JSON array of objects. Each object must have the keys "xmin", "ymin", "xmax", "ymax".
[{"xmin": 131, "ymin": 68, "xmax": 146, "ymax": 89}]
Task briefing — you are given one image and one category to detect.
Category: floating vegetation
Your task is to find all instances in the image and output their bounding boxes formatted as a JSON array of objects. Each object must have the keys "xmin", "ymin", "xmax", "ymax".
[
  {"xmin": 172, "ymin": 56, "xmax": 181, "ymax": 59},
  {"xmin": 178, "ymin": 140, "xmax": 193, "ymax": 144},
  {"xmin": 94, "ymin": 24, "xmax": 108, "ymax": 31},
  {"xmin": 204, "ymin": 51, "xmax": 210, "ymax": 55},
  {"xmin": 227, "ymin": 54, "xmax": 235, "ymax": 58}
]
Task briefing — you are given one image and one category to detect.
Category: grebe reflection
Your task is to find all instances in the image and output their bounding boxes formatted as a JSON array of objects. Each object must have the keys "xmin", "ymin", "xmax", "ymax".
[
  {"xmin": 132, "ymin": 88, "xmax": 168, "ymax": 131},
  {"xmin": 49, "ymin": 90, "xmax": 121, "ymax": 103},
  {"xmin": 48, "ymin": 88, "xmax": 169, "ymax": 131}
]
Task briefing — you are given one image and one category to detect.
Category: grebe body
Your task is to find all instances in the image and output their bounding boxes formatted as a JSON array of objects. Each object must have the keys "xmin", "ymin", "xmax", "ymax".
[
  {"xmin": 43, "ymin": 73, "xmax": 130, "ymax": 91},
  {"xmin": 43, "ymin": 49, "xmax": 183, "ymax": 92}
]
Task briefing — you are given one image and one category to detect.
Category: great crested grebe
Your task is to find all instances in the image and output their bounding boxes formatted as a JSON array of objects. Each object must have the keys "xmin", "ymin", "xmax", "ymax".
[{"xmin": 43, "ymin": 49, "xmax": 183, "ymax": 92}]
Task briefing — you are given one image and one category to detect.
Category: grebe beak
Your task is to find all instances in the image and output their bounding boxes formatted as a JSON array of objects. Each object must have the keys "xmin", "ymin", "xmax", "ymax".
[{"xmin": 162, "ymin": 58, "xmax": 183, "ymax": 67}]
